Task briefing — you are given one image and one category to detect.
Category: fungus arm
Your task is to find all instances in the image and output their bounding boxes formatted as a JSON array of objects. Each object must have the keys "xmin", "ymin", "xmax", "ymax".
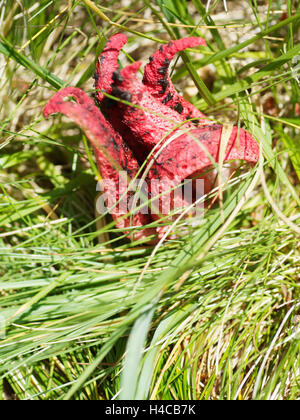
[
  {"xmin": 44, "ymin": 87, "xmax": 155, "ymax": 240},
  {"xmin": 143, "ymin": 37, "xmax": 209, "ymax": 123}
]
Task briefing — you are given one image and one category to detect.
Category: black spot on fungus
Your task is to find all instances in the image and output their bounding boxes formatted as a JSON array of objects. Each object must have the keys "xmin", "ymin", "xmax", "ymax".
[
  {"xmin": 120, "ymin": 91, "xmax": 132, "ymax": 102},
  {"xmin": 167, "ymin": 41, "xmax": 173, "ymax": 48},
  {"xmin": 173, "ymin": 102, "xmax": 183, "ymax": 114},
  {"xmin": 161, "ymin": 92, "xmax": 173, "ymax": 104},
  {"xmin": 158, "ymin": 67, "xmax": 167, "ymax": 75},
  {"xmin": 159, "ymin": 45, "xmax": 164, "ymax": 53},
  {"xmin": 199, "ymin": 132, "xmax": 210, "ymax": 141},
  {"xmin": 112, "ymin": 86, "xmax": 132, "ymax": 102},
  {"xmin": 149, "ymin": 56, "xmax": 154, "ymax": 62},
  {"xmin": 157, "ymin": 58, "xmax": 170, "ymax": 77},
  {"xmin": 158, "ymin": 77, "xmax": 169, "ymax": 94},
  {"xmin": 152, "ymin": 167, "xmax": 159, "ymax": 176},
  {"xmin": 112, "ymin": 70, "xmax": 124, "ymax": 84}
]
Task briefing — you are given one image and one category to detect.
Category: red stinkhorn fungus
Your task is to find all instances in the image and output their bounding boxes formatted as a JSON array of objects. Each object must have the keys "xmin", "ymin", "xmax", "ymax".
[{"xmin": 43, "ymin": 34, "xmax": 259, "ymax": 242}]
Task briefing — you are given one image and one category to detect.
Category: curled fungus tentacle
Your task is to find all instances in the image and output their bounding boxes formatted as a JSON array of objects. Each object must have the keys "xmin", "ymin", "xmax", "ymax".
[{"xmin": 43, "ymin": 87, "xmax": 155, "ymax": 241}]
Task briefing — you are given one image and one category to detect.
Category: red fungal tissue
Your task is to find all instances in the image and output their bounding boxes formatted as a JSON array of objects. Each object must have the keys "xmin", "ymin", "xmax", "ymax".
[{"xmin": 43, "ymin": 33, "xmax": 259, "ymax": 242}]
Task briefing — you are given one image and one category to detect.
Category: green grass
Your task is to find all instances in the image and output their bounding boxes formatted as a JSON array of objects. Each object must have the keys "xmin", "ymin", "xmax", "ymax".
[{"xmin": 0, "ymin": 0, "xmax": 299, "ymax": 400}]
